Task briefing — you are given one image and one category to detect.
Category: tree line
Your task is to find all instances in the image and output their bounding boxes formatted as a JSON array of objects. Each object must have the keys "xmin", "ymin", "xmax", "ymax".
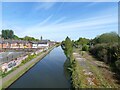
[
  {"xmin": 2, "ymin": 30, "xmax": 14, "ymax": 39},
  {"xmin": 1, "ymin": 29, "xmax": 39, "ymax": 41}
]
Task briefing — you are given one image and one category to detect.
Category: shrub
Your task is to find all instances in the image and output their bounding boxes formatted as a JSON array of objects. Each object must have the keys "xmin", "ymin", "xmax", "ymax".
[
  {"xmin": 89, "ymin": 43, "xmax": 119, "ymax": 64},
  {"xmin": 82, "ymin": 45, "xmax": 89, "ymax": 51}
]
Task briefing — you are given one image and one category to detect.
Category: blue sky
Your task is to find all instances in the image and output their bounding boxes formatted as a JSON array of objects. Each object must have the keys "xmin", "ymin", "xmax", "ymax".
[{"xmin": 2, "ymin": 2, "xmax": 118, "ymax": 41}]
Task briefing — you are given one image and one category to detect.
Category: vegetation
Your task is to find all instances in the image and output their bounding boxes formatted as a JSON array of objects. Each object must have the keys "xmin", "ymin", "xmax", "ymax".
[
  {"xmin": 1, "ymin": 30, "xmax": 39, "ymax": 41},
  {"xmin": 89, "ymin": 32, "xmax": 120, "ymax": 73},
  {"xmin": 62, "ymin": 32, "xmax": 120, "ymax": 88},
  {"xmin": 20, "ymin": 36, "xmax": 39, "ymax": 41},
  {"xmin": 62, "ymin": 36, "xmax": 78, "ymax": 88},
  {"xmin": 2, "ymin": 30, "xmax": 14, "ymax": 39},
  {"xmin": 91, "ymin": 32, "xmax": 119, "ymax": 44},
  {"xmin": 74, "ymin": 37, "xmax": 89, "ymax": 46},
  {"xmin": 62, "ymin": 37, "xmax": 73, "ymax": 58},
  {"xmin": 72, "ymin": 32, "xmax": 120, "ymax": 72}
]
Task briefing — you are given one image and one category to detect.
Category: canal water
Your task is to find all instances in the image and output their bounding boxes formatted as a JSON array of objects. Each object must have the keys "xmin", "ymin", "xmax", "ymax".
[{"xmin": 9, "ymin": 46, "xmax": 71, "ymax": 88}]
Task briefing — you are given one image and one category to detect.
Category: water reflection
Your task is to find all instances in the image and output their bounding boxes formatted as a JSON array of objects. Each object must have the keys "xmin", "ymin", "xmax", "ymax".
[{"xmin": 9, "ymin": 46, "xmax": 71, "ymax": 88}]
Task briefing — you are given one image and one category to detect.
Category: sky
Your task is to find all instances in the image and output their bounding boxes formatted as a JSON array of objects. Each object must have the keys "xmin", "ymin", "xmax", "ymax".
[{"xmin": 2, "ymin": 2, "xmax": 118, "ymax": 41}]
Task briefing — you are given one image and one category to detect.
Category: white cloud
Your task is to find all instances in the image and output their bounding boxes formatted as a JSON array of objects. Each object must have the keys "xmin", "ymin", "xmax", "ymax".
[
  {"xmin": 37, "ymin": 15, "xmax": 53, "ymax": 26},
  {"xmin": 21, "ymin": 14, "xmax": 117, "ymax": 39},
  {"xmin": 3, "ymin": 13, "xmax": 117, "ymax": 41},
  {"xmin": 50, "ymin": 16, "xmax": 66, "ymax": 24},
  {"xmin": 85, "ymin": 2, "xmax": 99, "ymax": 8},
  {"xmin": 2, "ymin": 2, "xmax": 118, "ymax": 41},
  {"xmin": 35, "ymin": 2, "xmax": 56, "ymax": 10}
]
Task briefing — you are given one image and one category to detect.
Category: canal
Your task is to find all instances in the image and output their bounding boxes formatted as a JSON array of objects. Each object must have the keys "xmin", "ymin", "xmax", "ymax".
[{"xmin": 9, "ymin": 46, "xmax": 71, "ymax": 88}]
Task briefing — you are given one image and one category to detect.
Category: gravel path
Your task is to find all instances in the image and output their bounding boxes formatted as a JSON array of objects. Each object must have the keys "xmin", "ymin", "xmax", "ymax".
[{"xmin": 73, "ymin": 51, "xmax": 120, "ymax": 88}]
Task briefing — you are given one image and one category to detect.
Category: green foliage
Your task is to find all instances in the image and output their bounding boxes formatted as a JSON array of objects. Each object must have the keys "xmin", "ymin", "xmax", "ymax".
[
  {"xmin": 62, "ymin": 37, "xmax": 79, "ymax": 88},
  {"xmin": 2, "ymin": 30, "xmax": 14, "ymax": 39},
  {"xmin": 89, "ymin": 32, "xmax": 120, "ymax": 71},
  {"xmin": 78, "ymin": 38, "xmax": 89, "ymax": 45},
  {"xmin": 23, "ymin": 36, "xmax": 39, "ymax": 41},
  {"xmin": 1, "ymin": 30, "xmax": 39, "ymax": 41},
  {"xmin": 74, "ymin": 37, "xmax": 90, "ymax": 51},
  {"xmin": 13, "ymin": 35, "xmax": 19, "ymax": 40},
  {"xmin": 75, "ymin": 37, "xmax": 89, "ymax": 46},
  {"xmin": 91, "ymin": 32, "xmax": 119, "ymax": 45},
  {"xmin": 82, "ymin": 45, "xmax": 89, "ymax": 51},
  {"xmin": 89, "ymin": 43, "xmax": 119, "ymax": 64},
  {"xmin": 61, "ymin": 36, "xmax": 73, "ymax": 60},
  {"xmin": 22, "ymin": 54, "xmax": 36, "ymax": 64}
]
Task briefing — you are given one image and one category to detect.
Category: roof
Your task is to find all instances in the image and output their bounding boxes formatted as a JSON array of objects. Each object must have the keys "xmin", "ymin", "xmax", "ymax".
[
  {"xmin": 0, "ymin": 40, "xmax": 50, "ymax": 44},
  {"xmin": 32, "ymin": 40, "xmax": 49, "ymax": 44},
  {"xmin": 0, "ymin": 40, "xmax": 30, "ymax": 44}
]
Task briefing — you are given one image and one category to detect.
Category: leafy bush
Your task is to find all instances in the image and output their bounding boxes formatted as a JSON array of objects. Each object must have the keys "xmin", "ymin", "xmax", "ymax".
[
  {"xmin": 82, "ymin": 45, "xmax": 89, "ymax": 51},
  {"xmin": 89, "ymin": 43, "xmax": 119, "ymax": 70},
  {"xmin": 91, "ymin": 32, "xmax": 119, "ymax": 45}
]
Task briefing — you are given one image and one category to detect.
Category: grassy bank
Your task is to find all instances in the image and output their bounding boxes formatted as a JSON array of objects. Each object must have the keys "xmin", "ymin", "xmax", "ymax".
[
  {"xmin": 64, "ymin": 56, "xmax": 84, "ymax": 88},
  {"xmin": 63, "ymin": 49, "xmax": 120, "ymax": 88},
  {"xmin": 64, "ymin": 58, "xmax": 81, "ymax": 88},
  {"xmin": 1, "ymin": 46, "xmax": 55, "ymax": 89}
]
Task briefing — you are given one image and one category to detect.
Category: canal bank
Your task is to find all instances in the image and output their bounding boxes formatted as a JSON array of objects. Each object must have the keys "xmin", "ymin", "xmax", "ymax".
[
  {"xmin": 7, "ymin": 46, "xmax": 70, "ymax": 88},
  {"xmin": 1, "ymin": 45, "xmax": 56, "ymax": 89}
]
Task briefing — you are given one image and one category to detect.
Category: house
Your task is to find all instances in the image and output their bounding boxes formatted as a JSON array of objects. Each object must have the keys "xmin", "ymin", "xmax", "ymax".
[
  {"xmin": 0, "ymin": 39, "xmax": 51, "ymax": 49},
  {"xmin": 31, "ymin": 41, "xmax": 38, "ymax": 48},
  {"xmin": 32, "ymin": 40, "xmax": 49, "ymax": 48},
  {"xmin": 37, "ymin": 40, "xmax": 49, "ymax": 48},
  {"xmin": 0, "ymin": 40, "xmax": 32, "ymax": 49},
  {"xmin": 0, "ymin": 40, "xmax": 2, "ymax": 49},
  {"xmin": 10, "ymin": 40, "xmax": 32, "ymax": 48},
  {"xmin": 2, "ymin": 40, "xmax": 11, "ymax": 48}
]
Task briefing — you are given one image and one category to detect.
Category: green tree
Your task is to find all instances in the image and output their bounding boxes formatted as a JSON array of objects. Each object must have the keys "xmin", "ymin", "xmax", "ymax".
[
  {"xmin": 14, "ymin": 35, "xmax": 19, "ymax": 40},
  {"xmin": 23, "ymin": 36, "xmax": 39, "ymax": 41},
  {"xmin": 9, "ymin": 30, "xmax": 14, "ymax": 39},
  {"xmin": 64, "ymin": 36, "xmax": 73, "ymax": 61},
  {"xmin": 91, "ymin": 32, "xmax": 119, "ymax": 45},
  {"xmin": 1, "ymin": 29, "xmax": 14, "ymax": 39}
]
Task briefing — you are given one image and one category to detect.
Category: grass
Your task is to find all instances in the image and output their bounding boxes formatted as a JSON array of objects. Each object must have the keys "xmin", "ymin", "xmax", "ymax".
[
  {"xmin": 71, "ymin": 61, "xmax": 82, "ymax": 88},
  {"xmin": 63, "ymin": 46, "xmax": 120, "ymax": 88},
  {"xmin": 80, "ymin": 51, "xmax": 119, "ymax": 88},
  {"xmin": 64, "ymin": 57, "xmax": 82, "ymax": 88},
  {"xmin": 68, "ymin": 48, "xmax": 119, "ymax": 88}
]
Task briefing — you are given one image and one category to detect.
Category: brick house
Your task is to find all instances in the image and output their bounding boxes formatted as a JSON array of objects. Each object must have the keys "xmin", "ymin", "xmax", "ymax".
[{"xmin": 0, "ymin": 40, "xmax": 32, "ymax": 49}]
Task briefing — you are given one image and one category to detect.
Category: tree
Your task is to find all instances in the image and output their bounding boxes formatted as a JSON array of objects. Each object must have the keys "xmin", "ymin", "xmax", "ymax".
[
  {"xmin": 23, "ymin": 36, "xmax": 39, "ymax": 41},
  {"xmin": 14, "ymin": 35, "xmax": 19, "ymax": 40},
  {"xmin": 75, "ymin": 38, "xmax": 89, "ymax": 47},
  {"xmin": 9, "ymin": 30, "xmax": 14, "ymax": 39},
  {"xmin": 91, "ymin": 32, "xmax": 119, "ymax": 45},
  {"xmin": 2, "ymin": 30, "xmax": 5, "ymax": 38},
  {"xmin": 1, "ymin": 29, "xmax": 14, "ymax": 39},
  {"xmin": 64, "ymin": 36, "xmax": 73, "ymax": 59}
]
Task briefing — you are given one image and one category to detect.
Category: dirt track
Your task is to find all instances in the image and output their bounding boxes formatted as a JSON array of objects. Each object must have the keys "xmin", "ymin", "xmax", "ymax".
[{"xmin": 73, "ymin": 51, "xmax": 120, "ymax": 88}]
